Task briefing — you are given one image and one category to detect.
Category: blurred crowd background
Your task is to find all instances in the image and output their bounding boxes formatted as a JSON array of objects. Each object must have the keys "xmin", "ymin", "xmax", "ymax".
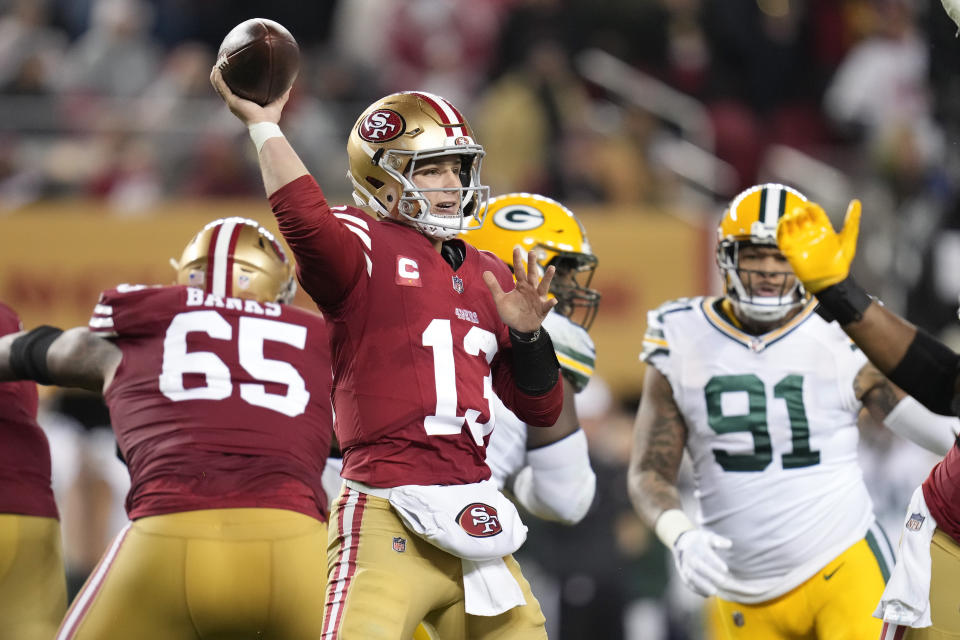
[{"xmin": 2, "ymin": 0, "xmax": 958, "ymax": 638}]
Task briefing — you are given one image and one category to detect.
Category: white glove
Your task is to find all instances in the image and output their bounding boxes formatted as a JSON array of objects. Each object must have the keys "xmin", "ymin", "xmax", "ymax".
[
  {"xmin": 943, "ymin": 0, "xmax": 960, "ymax": 32},
  {"xmin": 672, "ymin": 529, "xmax": 734, "ymax": 597}
]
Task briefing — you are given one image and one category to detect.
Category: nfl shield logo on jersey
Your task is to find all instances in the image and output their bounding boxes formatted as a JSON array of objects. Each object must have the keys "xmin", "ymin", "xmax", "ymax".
[
  {"xmin": 392, "ymin": 536, "xmax": 406, "ymax": 552},
  {"xmin": 452, "ymin": 275, "xmax": 464, "ymax": 294},
  {"xmin": 906, "ymin": 513, "xmax": 925, "ymax": 531}
]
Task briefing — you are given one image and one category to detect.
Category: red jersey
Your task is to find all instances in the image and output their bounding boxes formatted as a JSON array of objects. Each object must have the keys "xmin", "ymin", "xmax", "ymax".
[
  {"xmin": 923, "ymin": 441, "xmax": 960, "ymax": 544},
  {"xmin": 89, "ymin": 285, "xmax": 334, "ymax": 521},
  {"xmin": 0, "ymin": 303, "xmax": 57, "ymax": 518},
  {"xmin": 269, "ymin": 176, "xmax": 562, "ymax": 487}
]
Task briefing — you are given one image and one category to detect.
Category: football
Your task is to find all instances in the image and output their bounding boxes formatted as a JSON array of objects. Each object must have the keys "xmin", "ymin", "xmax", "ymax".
[{"xmin": 216, "ymin": 18, "xmax": 300, "ymax": 106}]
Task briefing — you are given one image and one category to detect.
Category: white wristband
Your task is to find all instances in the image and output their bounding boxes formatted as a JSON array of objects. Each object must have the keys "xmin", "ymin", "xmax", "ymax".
[
  {"xmin": 248, "ymin": 122, "xmax": 284, "ymax": 154},
  {"xmin": 654, "ymin": 508, "xmax": 695, "ymax": 548}
]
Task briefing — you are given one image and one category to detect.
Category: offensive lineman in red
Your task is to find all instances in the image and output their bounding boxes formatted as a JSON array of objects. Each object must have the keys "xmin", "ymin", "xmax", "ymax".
[
  {"xmin": 0, "ymin": 218, "xmax": 335, "ymax": 639},
  {"xmin": 0, "ymin": 302, "xmax": 67, "ymax": 639},
  {"xmin": 211, "ymin": 65, "xmax": 563, "ymax": 638}
]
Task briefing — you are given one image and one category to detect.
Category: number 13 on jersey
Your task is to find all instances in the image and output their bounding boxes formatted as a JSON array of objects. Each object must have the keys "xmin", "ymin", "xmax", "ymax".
[{"xmin": 421, "ymin": 318, "xmax": 498, "ymax": 446}]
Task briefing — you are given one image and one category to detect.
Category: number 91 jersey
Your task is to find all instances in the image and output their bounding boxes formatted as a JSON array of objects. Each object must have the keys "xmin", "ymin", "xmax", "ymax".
[
  {"xmin": 642, "ymin": 296, "xmax": 873, "ymax": 601},
  {"xmin": 89, "ymin": 284, "xmax": 334, "ymax": 522}
]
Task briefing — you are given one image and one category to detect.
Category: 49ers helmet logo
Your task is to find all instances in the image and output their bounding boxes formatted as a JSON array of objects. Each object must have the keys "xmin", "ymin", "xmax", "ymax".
[
  {"xmin": 358, "ymin": 109, "xmax": 405, "ymax": 142},
  {"xmin": 456, "ymin": 502, "xmax": 502, "ymax": 537}
]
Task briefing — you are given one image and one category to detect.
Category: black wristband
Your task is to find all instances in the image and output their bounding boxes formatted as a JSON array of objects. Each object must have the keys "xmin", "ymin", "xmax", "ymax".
[
  {"xmin": 814, "ymin": 276, "xmax": 873, "ymax": 325},
  {"xmin": 509, "ymin": 327, "xmax": 541, "ymax": 343},
  {"xmin": 888, "ymin": 329, "xmax": 960, "ymax": 416},
  {"xmin": 10, "ymin": 325, "xmax": 63, "ymax": 385},
  {"xmin": 509, "ymin": 327, "xmax": 560, "ymax": 396}
]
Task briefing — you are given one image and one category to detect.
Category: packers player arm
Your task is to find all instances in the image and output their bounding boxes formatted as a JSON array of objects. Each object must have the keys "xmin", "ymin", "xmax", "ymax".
[
  {"xmin": 854, "ymin": 361, "xmax": 958, "ymax": 456},
  {"xmin": 627, "ymin": 364, "xmax": 687, "ymax": 524},
  {"xmin": 511, "ymin": 377, "xmax": 596, "ymax": 524},
  {"xmin": 0, "ymin": 327, "xmax": 121, "ymax": 394},
  {"xmin": 628, "ymin": 363, "xmax": 733, "ymax": 597},
  {"xmin": 846, "ymin": 303, "xmax": 960, "ymax": 417},
  {"xmin": 777, "ymin": 200, "xmax": 960, "ymax": 415}
]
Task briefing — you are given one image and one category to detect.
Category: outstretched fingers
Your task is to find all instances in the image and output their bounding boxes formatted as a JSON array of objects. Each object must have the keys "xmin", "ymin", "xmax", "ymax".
[
  {"xmin": 482, "ymin": 271, "xmax": 506, "ymax": 303},
  {"xmin": 512, "ymin": 247, "xmax": 528, "ymax": 282},
  {"xmin": 538, "ymin": 264, "xmax": 556, "ymax": 298}
]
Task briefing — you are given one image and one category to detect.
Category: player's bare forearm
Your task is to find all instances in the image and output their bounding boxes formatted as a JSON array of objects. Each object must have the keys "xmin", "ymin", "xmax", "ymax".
[
  {"xmin": 628, "ymin": 366, "xmax": 687, "ymax": 526},
  {"xmin": 842, "ymin": 301, "xmax": 917, "ymax": 375},
  {"xmin": 855, "ymin": 362, "xmax": 905, "ymax": 423},
  {"xmin": 209, "ymin": 67, "xmax": 308, "ymax": 196},
  {"xmin": 527, "ymin": 377, "xmax": 580, "ymax": 449},
  {"xmin": 40, "ymin": 328, "xmax": 120, "ymax": 393},
  {"xmin": 0, "ymin": 327, "xmax": 118, "ymax": 392},
  {"xmin": 0, "ymin": 332, "xmax": 20, "ymax": 381},
  {"xmin": 257, "ymin": 136, "xmax": 309, "ymax": 198}
]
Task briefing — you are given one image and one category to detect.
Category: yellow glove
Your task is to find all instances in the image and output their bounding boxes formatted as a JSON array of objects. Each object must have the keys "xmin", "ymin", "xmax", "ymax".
[{"xmin": 776, "ymin": 200, "xmax": 861, "ymax": 293}]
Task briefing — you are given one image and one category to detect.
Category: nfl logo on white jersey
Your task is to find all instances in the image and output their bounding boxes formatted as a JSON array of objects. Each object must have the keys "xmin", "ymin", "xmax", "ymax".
[{"xmin": 905, "ymin": 513, "xmax": 925, "ymax": 531}]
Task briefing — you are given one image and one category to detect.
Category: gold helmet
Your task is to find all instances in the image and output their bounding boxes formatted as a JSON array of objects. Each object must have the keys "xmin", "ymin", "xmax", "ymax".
[
  {"xmin": 347, "ymin": 91, "xmax": 489, "ymax": 241},
  {"xmin": 462, "ymin": 193, "xmax": 601, "ymax": 330},
  {"xmin": 173, "ymin": 217, "xmax": 296, "ymax": 303},
  {"xmin": 717, "ymin": 183, "xmax": 809, "ymax": 323}
]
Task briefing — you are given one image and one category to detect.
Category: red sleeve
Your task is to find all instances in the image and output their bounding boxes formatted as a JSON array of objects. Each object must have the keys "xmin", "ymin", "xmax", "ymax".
[
  {"xmin": 0, "ymin": 303, "xmax": 22, "ymax": 335},
  {"xmin": 268, "ymin": 175, "xmax": 367, "ymax": 310},
  {"xmin": 491, "ymin": 350, "xmax": 564, "ymax": 427}
]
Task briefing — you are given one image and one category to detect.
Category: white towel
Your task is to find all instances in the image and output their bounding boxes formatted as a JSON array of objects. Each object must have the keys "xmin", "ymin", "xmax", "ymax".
[
  {"xmin": 462, "ymin": 557, "xmax": 527, "ymax": 616},
  {"xmin": 385, "ymin": 479, "xmax": 527, "ymax": 560},
  {"xmin": 345, "ymin": 479, "xmax": 529, "ymax": 616},
  {"xmin": 874, "ymin": 486, "xmax": 937, "ymax": 628}
]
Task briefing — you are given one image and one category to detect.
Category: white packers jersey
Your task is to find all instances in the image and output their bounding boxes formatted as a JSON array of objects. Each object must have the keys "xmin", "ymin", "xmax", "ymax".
[
  {"xmin": 487, "ymin": 310, "xmax": 596, "ymax": 488},
  {"xmin": 642, "ymin": 296, "xmax": 874, "ymax": 603}
]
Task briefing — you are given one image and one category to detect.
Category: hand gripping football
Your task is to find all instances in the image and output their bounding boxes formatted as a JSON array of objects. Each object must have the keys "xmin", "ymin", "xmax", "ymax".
[{"xmin": 216, "ymin": 18, "xmax": 299, "ymax": 106}]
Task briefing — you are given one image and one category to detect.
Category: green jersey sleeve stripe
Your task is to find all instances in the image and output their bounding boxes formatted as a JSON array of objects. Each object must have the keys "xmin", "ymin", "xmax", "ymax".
[{"xmin": 554, "ymin": 343, "xmax": 595, "ymax": 369}]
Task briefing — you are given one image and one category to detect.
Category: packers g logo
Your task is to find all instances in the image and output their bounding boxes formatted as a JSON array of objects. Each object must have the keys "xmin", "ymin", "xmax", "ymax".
[
  {"xmin": 358, "ymin": 109, "xmax": 405, "ymax": 142},
  {"xmin": 456, "ymin": 502, "xmax": 503, "ymax": 537},
  {"xmin": 492, "ymin": 205, "xmax": 545, "ymax": 231}
]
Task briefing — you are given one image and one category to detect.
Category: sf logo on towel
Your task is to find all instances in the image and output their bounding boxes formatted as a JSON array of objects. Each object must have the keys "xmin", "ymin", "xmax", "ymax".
[{"xmin": 457, "ymin": 503, "xmax": 502, "ymax": 537}]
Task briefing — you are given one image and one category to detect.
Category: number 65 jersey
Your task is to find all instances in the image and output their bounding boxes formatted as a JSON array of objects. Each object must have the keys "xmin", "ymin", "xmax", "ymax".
[
  {"xmin": 89, "ymin": 284, "xmax": 334, "ymax": 522},
  {"xmin": 642, "ymin": 296, "xmax": 874, "ymax": 602}
]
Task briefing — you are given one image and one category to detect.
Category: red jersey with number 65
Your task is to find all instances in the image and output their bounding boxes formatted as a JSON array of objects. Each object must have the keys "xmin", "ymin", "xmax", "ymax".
[
  {"xmin": 88, "ymin": 285, "xmax": 334, "ymax": 521},
  {"xmin": 0, "ymin": 302, "xmax": 57, "ymax": 518},
  {"xmin": 269, "ymin": 176, "xmax": 562, "ymax": 488}
]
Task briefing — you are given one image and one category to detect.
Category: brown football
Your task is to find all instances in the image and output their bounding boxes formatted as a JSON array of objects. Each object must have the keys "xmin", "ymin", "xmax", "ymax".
[{"xmin": 216, "ymin": 18, "xmax": 299, "ymax": 106}]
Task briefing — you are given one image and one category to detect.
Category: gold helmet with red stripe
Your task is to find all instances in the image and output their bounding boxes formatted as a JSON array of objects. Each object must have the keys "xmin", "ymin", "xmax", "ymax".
[
  {"xmin": 717, "ymin": 183, "xmax": 809, "ymax": 322},
  {"xmin": 462, "ymin": 193, "xmax": 601, "ymax": 330},
  {"xmin": 173, "ymin": 217, "xmax": 296, "ymax": 303},
  {"xmin": 347, "ymin": 91, "xmax": 489, "ymax": 241}
]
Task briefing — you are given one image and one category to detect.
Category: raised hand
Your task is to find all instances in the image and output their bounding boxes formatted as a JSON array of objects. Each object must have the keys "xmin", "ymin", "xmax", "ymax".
[
  {"xmin": 210, "ymin": 66, "xmax": 290, "ymax": 127},
  {"xmin": 482, "ymin": 248, "xmax": 557, "ymax": 333},
  {"xmin": 776, "ymin": 200, "xmax": 861, "ymax": 293}
]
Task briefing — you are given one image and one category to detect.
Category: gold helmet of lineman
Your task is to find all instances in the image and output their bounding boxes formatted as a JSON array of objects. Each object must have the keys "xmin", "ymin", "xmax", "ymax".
[
  {"xmin": 347, "ymin": 91, "xmax": 489, "ymax": 241},
  {"xmin": 717, "ymin": 183, "xmax": 810, "ymax": 323},
  {"xmin": 173, "ymin": 217, "xmax": 296, "ymax": 304},
  {"xmin": 462, "ymin": 193, "xmax": 601, "ymax": 330}
]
